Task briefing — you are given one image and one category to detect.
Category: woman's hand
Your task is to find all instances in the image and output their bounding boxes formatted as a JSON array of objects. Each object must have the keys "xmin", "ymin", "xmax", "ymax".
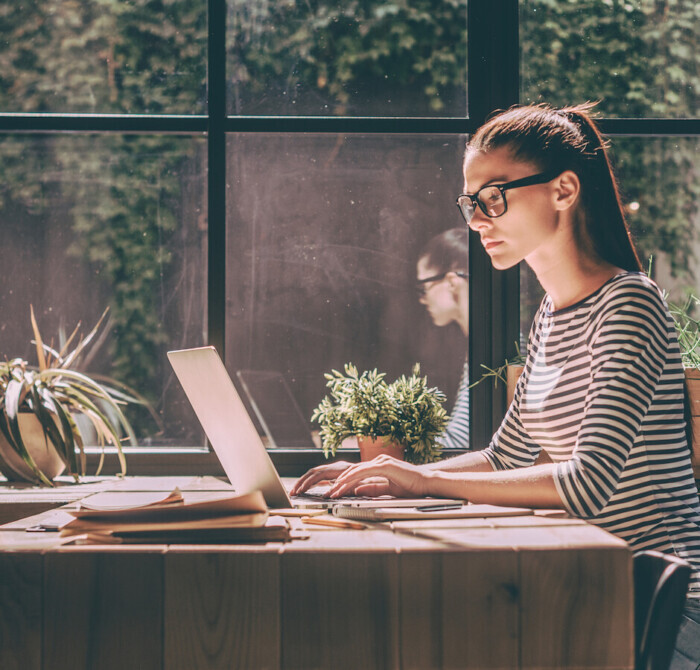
[
  {"xmin": 327, "ymin": 455, "xmax": 432, "ymax": 499},
  {"xmin": 289, "ymin": 461, "xmax": 354, "ymax": 495}
]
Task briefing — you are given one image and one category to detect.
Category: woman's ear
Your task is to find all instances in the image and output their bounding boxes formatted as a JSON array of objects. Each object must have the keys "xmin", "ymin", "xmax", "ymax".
[
  {"xmin": 552, "ymin": 170, "xmax": 580, "ymax": 212},
  {"xmin": 446, "ymin": 271, "xmax": 467, "ymax": 291}
]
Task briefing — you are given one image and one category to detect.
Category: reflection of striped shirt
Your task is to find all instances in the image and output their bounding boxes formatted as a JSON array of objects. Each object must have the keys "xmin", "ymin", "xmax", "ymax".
[
  {"xmin": 483, "ymin": 272, "xmax": 700, "ymax": 593},
  {"xmin": 437, "ymin": 359, "xmax": 470, "ymax": 450}
]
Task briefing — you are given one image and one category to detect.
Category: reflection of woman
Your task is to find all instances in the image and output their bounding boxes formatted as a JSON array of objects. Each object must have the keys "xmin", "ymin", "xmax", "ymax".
[
  {"xmin": 293, "ymin": 103, "xmax": 700, "ymax": 665},
  {"xmin": 416, "ymin": 228, "xmax": 469, "ymax": 450}
]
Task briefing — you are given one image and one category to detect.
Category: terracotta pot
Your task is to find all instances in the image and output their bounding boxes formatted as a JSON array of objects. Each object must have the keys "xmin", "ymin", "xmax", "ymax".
[
  {"xmin": 357, "ymin": 435, "xmax": 405, "ymax": 462},
  {"xmin": 0, "ymin": 412, "xmax": 66, "ymax": 482},
  {"xmin": 684, "ymin": 369, "xmax": 700, "ymax": 473}
]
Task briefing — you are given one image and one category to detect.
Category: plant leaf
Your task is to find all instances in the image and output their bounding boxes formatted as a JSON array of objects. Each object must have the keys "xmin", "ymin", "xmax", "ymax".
[
  {"xmin": 30, "ymin": 305, "xmax": 48, "ymax": 372},
  {"xmin": 60, "ymin": 307, "xmax": 109, "ymax": 370}
]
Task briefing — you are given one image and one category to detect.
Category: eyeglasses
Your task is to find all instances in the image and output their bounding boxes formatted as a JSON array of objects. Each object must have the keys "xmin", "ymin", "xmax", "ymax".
[
  {"xmin": 456, "ymin": 169, "xmax": 560, "ymax": 225},
  {"xmin": 415, "ymin": 271, "xmax": 468, "ymax": 296}
]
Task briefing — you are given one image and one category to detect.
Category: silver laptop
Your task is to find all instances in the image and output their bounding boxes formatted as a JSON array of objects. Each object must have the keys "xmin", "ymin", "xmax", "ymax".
[
  {"xmin": 168, "ymin": 346, "xmax": 296, "ymax": 508},
  {"xmin": 168, "ymin": 346, "xmax": 463, "ymax": 510}
]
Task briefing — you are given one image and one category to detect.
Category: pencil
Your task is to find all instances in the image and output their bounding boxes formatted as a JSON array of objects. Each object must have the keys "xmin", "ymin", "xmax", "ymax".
[{"xmin": 301, "ymin": 516, "xmax": 366, "ymax": 530}]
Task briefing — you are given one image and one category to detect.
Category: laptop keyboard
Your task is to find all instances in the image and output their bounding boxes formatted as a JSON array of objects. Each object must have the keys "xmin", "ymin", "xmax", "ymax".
[{"xmin": 294, "ymin": 484, "xmax": 369, "ymax": 501}]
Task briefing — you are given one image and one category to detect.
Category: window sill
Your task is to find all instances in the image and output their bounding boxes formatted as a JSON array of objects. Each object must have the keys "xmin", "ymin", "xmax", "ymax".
[{"xmin": 82, "ymin": 446, "xmax": 470, "ymax": 478}]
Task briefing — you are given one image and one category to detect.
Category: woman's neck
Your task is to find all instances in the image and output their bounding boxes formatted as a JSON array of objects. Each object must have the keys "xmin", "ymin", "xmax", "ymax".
[{"xmin": 530, "ymin": 251, "xmax": 622, "ymax": 311}]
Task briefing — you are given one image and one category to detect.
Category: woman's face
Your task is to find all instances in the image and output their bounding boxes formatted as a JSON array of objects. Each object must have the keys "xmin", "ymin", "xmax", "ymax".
[
  {"xmin": 416, "ymin": 257, "xmax": 464, "ymax": 327},
  {"xmin": 463, "ymin": 147, "xmax": 561, "ymax": 271}
]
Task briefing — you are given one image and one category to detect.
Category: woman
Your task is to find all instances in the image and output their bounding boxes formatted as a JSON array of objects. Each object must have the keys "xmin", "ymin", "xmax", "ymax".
[
  {"xmin": 292, "ymin": 103, "xmax": 700, "ymax": 666},
  {"xmin": 416, "ymin": 228, "xmax": 470, "ymax": 450}
]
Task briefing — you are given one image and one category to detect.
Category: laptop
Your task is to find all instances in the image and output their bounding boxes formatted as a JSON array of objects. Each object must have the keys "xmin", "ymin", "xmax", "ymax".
[
  {"xmin": 168, "ymin": 346, "xmax": 465, "ymax": 510},
  {"xmin": 235, "ymin": 369, "xmax": 316, "ymax": 449}
]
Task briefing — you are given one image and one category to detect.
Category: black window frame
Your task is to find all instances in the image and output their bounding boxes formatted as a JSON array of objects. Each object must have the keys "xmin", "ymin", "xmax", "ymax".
[{"xmin": 1, "ymin": 0, "xmax": 698, "ymax": 477}]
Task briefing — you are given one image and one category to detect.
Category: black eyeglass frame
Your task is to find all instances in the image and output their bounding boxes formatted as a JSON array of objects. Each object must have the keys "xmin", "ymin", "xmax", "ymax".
[
  {"xmin": 456, "ymin": 169, "xmax": 561, "ymax": 224},
  {"xmin": 415, "ymin": 270, "xmax": 469, "ymax": 296}
]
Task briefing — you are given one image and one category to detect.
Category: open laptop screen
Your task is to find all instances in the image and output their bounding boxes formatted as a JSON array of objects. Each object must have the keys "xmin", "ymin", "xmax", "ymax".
[{"xmin": 236, "ymin": 370, "xmax": 316, "ymax": 449}]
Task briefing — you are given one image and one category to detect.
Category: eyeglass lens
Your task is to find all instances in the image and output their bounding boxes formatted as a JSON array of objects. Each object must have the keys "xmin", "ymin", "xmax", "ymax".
[{"xmin": 458, "ymin": 187, "xmax": 506, "ymax": 224}]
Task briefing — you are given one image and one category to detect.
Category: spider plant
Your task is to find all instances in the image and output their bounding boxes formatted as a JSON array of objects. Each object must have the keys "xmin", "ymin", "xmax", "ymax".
[
  {"xmin": 668, "ymin": 294, "xmax": 700, "ymax": 370},
  {"xmin": 0, "ymin": 307, "xmax": 144, "ymax": 486}
]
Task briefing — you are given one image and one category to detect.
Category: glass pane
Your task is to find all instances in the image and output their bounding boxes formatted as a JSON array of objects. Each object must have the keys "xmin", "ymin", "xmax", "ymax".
[
  {"xmin": 521, "ymin": 0, "xmax": 699, "ymax": 118},
  {"xmin": 0, "ymin": 134, "xmax": 207, "ymax": 447},
  {"xmin": 226, "ymin": 133, "xmax": 469, "ymax": 449},
  {"xmin": 0, "ymin": 1, "xmax": 207, "ymax": 114},
  {"xmin": 521, "ymin": 136, "xmax": 700, "ymax": 335},
  {"xmin": 227, "ymin": 1, "xmax": 468, "ymax": 116}
]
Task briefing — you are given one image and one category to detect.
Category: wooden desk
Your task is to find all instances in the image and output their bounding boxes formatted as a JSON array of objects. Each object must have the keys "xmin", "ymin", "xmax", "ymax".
[{"xmin": 0, "ymin": 478, "xmax": 633, "ymax": 670}]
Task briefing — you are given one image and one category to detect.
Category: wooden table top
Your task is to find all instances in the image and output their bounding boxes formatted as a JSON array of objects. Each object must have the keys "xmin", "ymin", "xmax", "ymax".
[{"xmin": 0, "ymin": 476, "xmax": 634, "ymax": 670}]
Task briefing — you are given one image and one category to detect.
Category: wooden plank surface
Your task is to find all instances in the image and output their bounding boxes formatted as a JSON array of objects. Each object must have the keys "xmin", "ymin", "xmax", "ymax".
[
  {"xmin": 0, "ymin": 553, "xmax": 43, "ymax": 670},
  {"xmin": 519, "ymin": 546, "xmax": 633, "ymax": 669},
  {"xmin": 440, "ymin": 550, "xmax": 519, "ymax": 669},
  {"xmin": 281, "ymin": 551, "xmax": 400, "ymax": 670},
  {"xmin": 398, "ymin": 549, "xmax": 519, "ymax": 670},
  {"xmin": 164, "ymin": 549, "xmax": 281, "ymax": 670},
  {"xmin": 43, "ymin": 551, "xmax": 164, "ymax": 670}
]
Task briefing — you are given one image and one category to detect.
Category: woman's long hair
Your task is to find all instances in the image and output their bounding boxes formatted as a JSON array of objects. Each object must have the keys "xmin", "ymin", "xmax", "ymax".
[
  {"xmin": 466, "ymin": 102, "xmax": 642, "ymax": 273},
  {"xmin": 468, "ymin": 104, "xmax": 696, "ymax": 455}
]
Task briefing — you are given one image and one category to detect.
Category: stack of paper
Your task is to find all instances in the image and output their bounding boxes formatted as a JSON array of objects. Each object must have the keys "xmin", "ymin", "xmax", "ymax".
[{"xmin": 60, "ymin": 489, "xmax": 290, "ymax": 543}]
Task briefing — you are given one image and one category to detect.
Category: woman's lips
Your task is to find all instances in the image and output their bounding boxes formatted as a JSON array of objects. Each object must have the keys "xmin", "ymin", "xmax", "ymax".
[{"xmin": 482, "ymin": 239, "xmax": 503, "ymax": 251}]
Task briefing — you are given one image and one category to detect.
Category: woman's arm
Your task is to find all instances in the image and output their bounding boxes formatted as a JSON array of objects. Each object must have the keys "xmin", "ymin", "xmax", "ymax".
[{"xmin": 329, "ymin": 455, "xmax": 564, "ymax": 508}]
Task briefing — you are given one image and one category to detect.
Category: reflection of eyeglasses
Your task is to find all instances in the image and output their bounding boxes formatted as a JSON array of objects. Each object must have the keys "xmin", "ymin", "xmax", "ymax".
[
  {"xmin": 415, "ymin": 271, "xmax": 468, "ymax": 296},
  {"xmin": 456, "ymin": 169, "xmax": 560, "ymax": 225}
]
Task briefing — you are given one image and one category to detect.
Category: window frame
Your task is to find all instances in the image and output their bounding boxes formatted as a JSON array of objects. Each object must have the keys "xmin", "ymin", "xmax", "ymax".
[{"xmin": 1, "ymin": 0, "xmax": 699, "ymax": 476}]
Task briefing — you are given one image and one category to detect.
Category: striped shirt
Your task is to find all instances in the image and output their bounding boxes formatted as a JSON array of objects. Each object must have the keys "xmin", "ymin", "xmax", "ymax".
[
  {"xmin": 437, "ymin": 359, "xmax": 470, "ymax": 450},
  {"xmin": 482, "ymin": 272, "xmax": 700, "ymax": 593}
]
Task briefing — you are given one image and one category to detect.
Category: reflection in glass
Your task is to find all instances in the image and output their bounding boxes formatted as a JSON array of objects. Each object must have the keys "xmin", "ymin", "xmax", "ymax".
[
  {"xmin": 521, "ymin": 0, "xmax": 698, "ymax": 118},
  {"xmin": 227, "ymin": 1, "xmax": 468, "ymax": 116},
  {"xmin": 521, "ymin": 137, "xmax": 700, "ymax": 337},
  {"xmin": 0, "ymin": 135, "xmax": 207, "ymax": 445},
  {"xmin": 0, "ymin": 1, "xmax": 207, "ymax": 114},
  {"xmin": 226, "ymin": 133, "xmax": 469, "ymax": 447}
]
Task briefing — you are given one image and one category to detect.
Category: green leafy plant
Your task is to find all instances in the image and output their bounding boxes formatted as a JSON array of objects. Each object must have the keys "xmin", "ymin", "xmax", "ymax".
[
  {"xmin": 668, "ymin": 294, "xmax": 700, "ymax": 370},
  {"xmin": 311, "ymin": 363, "xmax": 449, "ymax": 464},
  {"xmin": 0, "ymin": 307, "xmax": 151, "ymax": 486},
  {"xmin": 469, "ymin": 342, "xmax": 526, "ymax": 390}
]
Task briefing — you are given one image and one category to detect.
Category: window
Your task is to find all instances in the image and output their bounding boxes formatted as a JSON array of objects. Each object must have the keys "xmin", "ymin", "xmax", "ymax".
[
  {"xmin": 1, "ymin": 2, "xmax": 697, "ymax": 474},
  {"xmin": 520, "ymin": 0, "xmax": 700, "ymax": 335}
]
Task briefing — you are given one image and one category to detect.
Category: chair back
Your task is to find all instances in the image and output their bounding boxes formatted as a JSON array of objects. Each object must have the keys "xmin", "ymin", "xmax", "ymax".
[{"xmin": 634, "ymin": 550, "xmax": 692, "ymax": 670}]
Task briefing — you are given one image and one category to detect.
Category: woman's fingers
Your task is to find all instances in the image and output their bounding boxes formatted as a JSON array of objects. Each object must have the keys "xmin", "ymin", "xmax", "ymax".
[
  {"xmin": 329, "ymin": 456, "xmax": 428, "ymax": 498},
  {"xmin": 353, "ymin": 477, "xmax": 393, "ymax": 497},
  {"xmin": 329, "ymin": 460, "xmax": 403, "ymax": 498},
  {"xmin": 290, "ymin": 461, "xmax": 351, "ymax": 494}
]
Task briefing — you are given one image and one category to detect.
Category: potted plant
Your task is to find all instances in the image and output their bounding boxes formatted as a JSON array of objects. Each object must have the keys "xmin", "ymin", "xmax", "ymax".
[
  {"xmin": 0, "ymin": 307, "xmax": 147, "ymax": 486},
  {"xmin": 667, "ymin": 293, "xmax": 700, "ymax": 475},
  {"xmin": 311, "ymin": 363, "xmax": 449, "ymax": 464},
  {"xmin": 470, "ymin": 342, "xmax": 527, "ymax": 406}
]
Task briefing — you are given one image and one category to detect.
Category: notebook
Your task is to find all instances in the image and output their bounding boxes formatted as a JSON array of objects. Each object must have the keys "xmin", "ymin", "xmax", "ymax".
[{"xmin": 333, "ymin": 503, "xmax": 534, "ymax": 522}]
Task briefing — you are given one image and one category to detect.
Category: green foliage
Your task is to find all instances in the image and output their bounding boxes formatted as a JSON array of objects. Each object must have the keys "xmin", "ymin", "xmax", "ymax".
[
  {"xmin": 228, "ymin": 0, "xmax": 467, "ymax": 114},
  {"xmin": 668, "ymin": 294, "xmax": 700, "ymax": 369},
  {"xmin": 311, "ymin": 363, "xmax": 448, "ymax": 464},
  {"xmin": 0, "ymin": 1, "xmax": 206, "ymax": 417},
  {"xmin": 0, "ymin": 308, "xmax": 149, "ymax": 485},
  {"xmin": 470, "ymin": 342, "xmax": 526, "ymax": 390}
]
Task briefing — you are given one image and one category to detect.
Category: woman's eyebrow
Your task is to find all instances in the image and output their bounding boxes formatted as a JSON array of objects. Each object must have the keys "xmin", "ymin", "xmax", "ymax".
[{"xmin": 467, "ymin": 174, "xmax": 509, "ymax": 194}]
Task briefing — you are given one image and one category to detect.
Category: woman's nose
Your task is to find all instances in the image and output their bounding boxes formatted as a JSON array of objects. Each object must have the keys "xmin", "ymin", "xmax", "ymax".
[{"xmin": 468, "ymin": 209, "xmax": 491, "ymax": 232}]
